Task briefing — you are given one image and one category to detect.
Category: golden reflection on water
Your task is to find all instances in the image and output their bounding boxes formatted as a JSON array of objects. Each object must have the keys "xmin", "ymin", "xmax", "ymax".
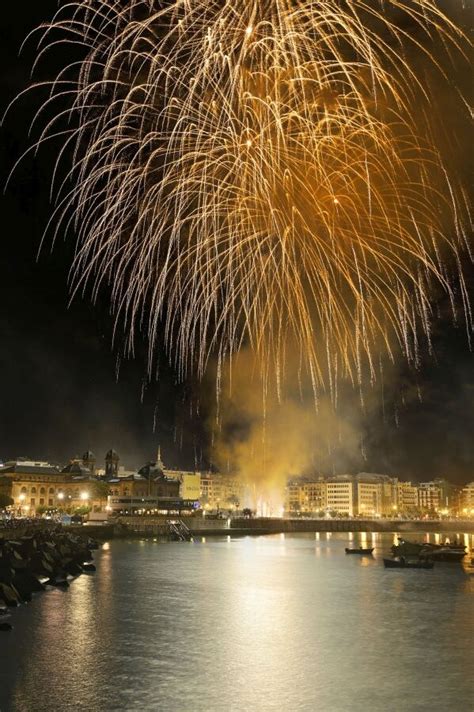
[{"xmin": 4, "ymin": 533, "xmax": 474, "ymax": 712}]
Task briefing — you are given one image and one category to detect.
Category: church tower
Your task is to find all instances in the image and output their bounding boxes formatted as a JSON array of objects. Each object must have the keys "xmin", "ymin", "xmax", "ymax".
[
  {"xmin": 156, "ymin": 445, "xmax": 164, "ymax": 471},
  {"xmin": 82, "ymin": 450, "xmax": 96, "ymax": 475},
  {"xmin": 105, "ymin": 449, "xmax": 119, "ymax": 477}
]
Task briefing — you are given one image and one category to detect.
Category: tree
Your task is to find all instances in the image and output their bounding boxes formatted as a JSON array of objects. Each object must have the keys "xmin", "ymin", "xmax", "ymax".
[
  {"xmin": 0, "ymin": 494, "xmax": 14, "ymax": 510},
  {"xmin": 89, "ymin": 480, "xmax": 111, "ymax": 510}
]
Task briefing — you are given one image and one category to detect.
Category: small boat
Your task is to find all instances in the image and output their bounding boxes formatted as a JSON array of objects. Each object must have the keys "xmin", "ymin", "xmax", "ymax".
[
  {"xmin": 383, "ymin": 557, "xmax": 434, "ymax": 570},
  {"xmin": 345, "ymin": 547, "xmax": 374, "ymax": 555}
]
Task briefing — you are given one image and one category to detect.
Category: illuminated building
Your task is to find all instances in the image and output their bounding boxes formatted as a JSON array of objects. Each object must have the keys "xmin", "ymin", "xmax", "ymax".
[
  {"xmin": 395, "ymin": 481, "xmax": 419, "ymax": 514},
  {"xmin": 200, "ymin": 472, "xmax": 244, "ymax": 510},
  {"xmin": 167, "ymin": 471, "xmax": 201, "ymax": 501},
  {"xmin": 326, "ymin": 477, "xmax": 356, "ymax": 517},
  {"xmin": 284, "ymin": 477, "xmax": 326, "ymax": 515},
  {"xmin": 461, "ymin": 482, "xmax": 474, "ymax": 516},
  {"xmin": 416, "ymin": 479, "xmax": 456, "ymax": 514}
]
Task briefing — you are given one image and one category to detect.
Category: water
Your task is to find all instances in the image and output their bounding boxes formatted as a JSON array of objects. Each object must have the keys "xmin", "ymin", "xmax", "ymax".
[{"xmin": 0, "ymin": 532, "xmax": 473, "ymax": 712}]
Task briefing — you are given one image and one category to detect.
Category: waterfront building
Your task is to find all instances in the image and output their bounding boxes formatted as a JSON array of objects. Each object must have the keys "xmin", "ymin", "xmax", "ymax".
[
  {"xmin": 106, "ymin": 494, "xmax": 199, "ymax": 515},
  {"xmin": 416, "ymin": 479, "xmax": 455, "ymax": 514},
  {"xmin": 200, "ymin": 472, "xmax": 244, "ymax": 509},
  {"xmin": 108, "ymin": 471, "xmax": 180, "ymax": 499},
  {"xmin": 284, "ymin": 477, "xmax": 326, "ymax": 515},
  {"xmin": 395, "ymin": 480, "xmax": 418, "ymax": 514},
  {"xmin": 356, "ymin": 480, "xmax": 381, "ymax": 517},
  {"xmin": 166, "ymin": 471, "xmax": 201, "ymax": 501},
  {"xmin": 355, "ymin": 473, "xmax": 396, "ymax": 517},
  {"xmin": 461, "ymin": 482, "xmax": 474, "ymax": 515},
  {"xmin": 326, "ymin": 476, "xmax": 356, "ymax": 517}
]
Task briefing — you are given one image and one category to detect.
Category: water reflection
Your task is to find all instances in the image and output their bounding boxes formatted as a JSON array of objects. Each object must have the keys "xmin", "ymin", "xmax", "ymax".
[{"xmin": 0, "ymin": 533, "xmax": 473, "ymax": 712}]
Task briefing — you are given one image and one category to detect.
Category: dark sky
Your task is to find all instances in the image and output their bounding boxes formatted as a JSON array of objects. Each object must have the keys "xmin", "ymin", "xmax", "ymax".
[{"xmin": 0, "ymin": 1, "xmax": 472, "ymax": 482}]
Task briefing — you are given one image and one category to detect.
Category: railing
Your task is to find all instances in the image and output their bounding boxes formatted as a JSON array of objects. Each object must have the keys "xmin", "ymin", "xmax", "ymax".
[{"xmin": 168, "ymin": 519, "xmax": 193, "ymax": 541}]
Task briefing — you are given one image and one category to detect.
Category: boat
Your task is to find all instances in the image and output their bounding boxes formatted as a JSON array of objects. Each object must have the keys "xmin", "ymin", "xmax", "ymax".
[
  {"xmin": 391, "ymin": 537, "xmax": 466, "ymax": 560},
  {"xmin": 419, "ymin": 547, "xmax": 466, "ymax": 563},
  {"xmin": 345, "ymin": 547, "xmax": 374, "ymax": 555},
  {"xmin": 383, "ymin": 557, "xmax": 434, "ymax": 569}
]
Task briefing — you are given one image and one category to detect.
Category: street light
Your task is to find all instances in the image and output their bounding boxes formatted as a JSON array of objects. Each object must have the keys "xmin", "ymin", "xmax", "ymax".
[
  {"xmin": 57, "ymin": 492, "xmax": 65, "ymax": 501},
  {"xmin": 80, "ymin": 491, "xmax": 89, "ymax": 501}
]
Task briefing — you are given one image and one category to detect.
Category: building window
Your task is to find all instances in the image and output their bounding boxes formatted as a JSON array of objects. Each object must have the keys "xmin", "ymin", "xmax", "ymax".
[
  {"xmin": 48, "ymin": 498, "xmax": 53, "ymax": 506},
  {"xmin": 31, "ymin": 498, "xmax": 35, "ymax": 505},
  {"xmin": 40, "ymin": 498, "xmax": 45, "ymax": 505},
  {"xmin": 31, "ymin": 487, "xmax": 37, "ymax": 494},
  {"xmin": 21, "ymin": 486, "xmax": 27, "ymax": 494},
  {"xmin": 40, "ymin": 487, "xmax": 46, "ymax": 495},
  {"xmin": 49, "ymin": 487, "xmax": 55, "ymax": 494}
]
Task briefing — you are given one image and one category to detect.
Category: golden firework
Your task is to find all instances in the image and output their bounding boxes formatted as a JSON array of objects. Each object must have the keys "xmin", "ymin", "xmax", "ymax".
[{"xmin": 16, "ymin": 1, "xmax": 472, "ymax": 391}]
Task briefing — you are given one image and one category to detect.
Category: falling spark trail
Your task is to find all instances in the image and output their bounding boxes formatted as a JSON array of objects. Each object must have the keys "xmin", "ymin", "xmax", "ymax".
[{"xmin": 11, "ymin": 0, "xmax": 472, "ymax": 394}]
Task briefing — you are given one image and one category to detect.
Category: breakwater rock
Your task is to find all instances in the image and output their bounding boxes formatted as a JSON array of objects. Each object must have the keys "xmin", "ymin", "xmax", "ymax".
[{"xmin": 0, "ymin": 527, "xmax": 98, "ymax": 628}]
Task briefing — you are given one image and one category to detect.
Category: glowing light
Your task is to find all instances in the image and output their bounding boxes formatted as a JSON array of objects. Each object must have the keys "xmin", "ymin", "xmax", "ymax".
[
  {"xmin": 57, "ymin": 492, "xmax": 65, "ymax": 500},
  {"xmin": 80, "ymin": 492, "xmax": 89, "ymax": 501}
]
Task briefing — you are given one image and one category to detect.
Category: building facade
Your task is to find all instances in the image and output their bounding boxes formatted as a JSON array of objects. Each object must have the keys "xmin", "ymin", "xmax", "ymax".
[
  {"xmin": 284, "ymin": 477, "xmax": 326, "ymax": 514},
  {"xmin": 200, "ymin": 472, "xmax": 244, "ymax": 509},
  {"xmin": 326, "ymin": 477, "xmax": 356, "ymax": 517},
  {"xmin": 396, "ymin": 481, "xmax": 419, "ymax": 514},
  {"xmin": 461, "ymin": 482, "xmax": 474, "ymax": 515}
]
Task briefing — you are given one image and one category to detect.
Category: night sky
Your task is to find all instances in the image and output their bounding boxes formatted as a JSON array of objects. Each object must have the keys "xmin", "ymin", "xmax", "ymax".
[{"xmin": 0, "ymin": 2, "xmax": 472, "ymax": 482}]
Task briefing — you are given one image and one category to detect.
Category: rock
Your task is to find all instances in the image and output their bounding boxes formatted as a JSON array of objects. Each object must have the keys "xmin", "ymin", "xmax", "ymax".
[
  {"xmin": 0, "ymin": 583, "xmax": 20, "ymax": 607},
  {"xmin": 45, "ymin": 578, "xmax": 69, "ymax": 588}
]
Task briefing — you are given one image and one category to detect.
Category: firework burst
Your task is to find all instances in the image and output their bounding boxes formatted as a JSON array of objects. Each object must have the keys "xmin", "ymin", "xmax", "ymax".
[{"xmin": 13, "ymin": 1, "xmax": 472, "ymax": 393}]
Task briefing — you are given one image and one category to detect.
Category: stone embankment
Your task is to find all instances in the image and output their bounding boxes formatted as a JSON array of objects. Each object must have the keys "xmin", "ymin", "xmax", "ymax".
[
  {"xmin": 0, "ymin": 527, "xmax": 98, "ymax": 632},
  {"xmin": 110, "ymin": 515, "xmax": 474, "ymax": 538},
  {"xmin": 228, "ymin": 517, "xmax": 474, "ymax": 535}
]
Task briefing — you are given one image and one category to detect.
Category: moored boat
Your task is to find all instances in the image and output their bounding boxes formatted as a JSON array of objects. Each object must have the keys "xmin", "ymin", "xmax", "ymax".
[
  {"xmin": 383, "ymin": 557, "xmax": 434, "ymax": 570},
  {"xmin": 391, "ymin": 537, "xmax": 466, "ymax": 560},
  {"xmin": 419, "ymin": 547, "xmax": 465, "ymax": 563},
  {"xmin": 345, "ymin": 547, "xmax": 374, "ymax": 555}
]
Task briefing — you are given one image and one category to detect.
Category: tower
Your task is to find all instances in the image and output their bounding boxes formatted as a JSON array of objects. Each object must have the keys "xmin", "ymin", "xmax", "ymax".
[
  {"xmin": 82, "ymin": 450, "xmax": 96, "ymax": 476},
  {"xmin": 105, "ymin": 449, "xmax": 119, "ymax": 477},
  {"xmin": 156, "ymin": 445, "xmax": 164, "ymax": 471}
]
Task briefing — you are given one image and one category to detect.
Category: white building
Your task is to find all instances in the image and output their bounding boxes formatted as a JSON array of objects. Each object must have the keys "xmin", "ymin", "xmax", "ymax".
[{"xmin": 326, "ymin": 477, "xmax": 355, "ymax": 516}]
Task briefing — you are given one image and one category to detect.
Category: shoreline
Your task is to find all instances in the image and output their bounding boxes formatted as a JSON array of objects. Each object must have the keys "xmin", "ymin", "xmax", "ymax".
[
  {"xmin": 99, "ymin": 516, "xmax": 474, "ymax": 539},
  {"xmin": 2, "ymin": 518, "xmax": 473, "ymax": 543}
]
